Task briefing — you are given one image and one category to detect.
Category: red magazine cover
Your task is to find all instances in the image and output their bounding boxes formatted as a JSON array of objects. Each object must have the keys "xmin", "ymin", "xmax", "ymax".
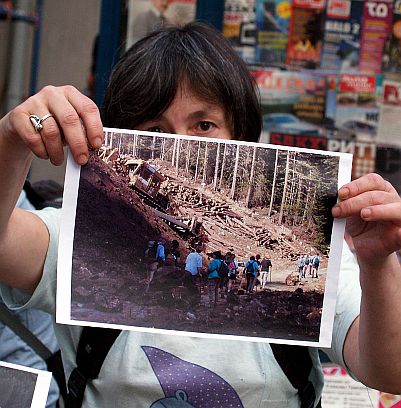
[{"xmin": 286, "ymin": 0, "xmax": 326, "ymax": 69}]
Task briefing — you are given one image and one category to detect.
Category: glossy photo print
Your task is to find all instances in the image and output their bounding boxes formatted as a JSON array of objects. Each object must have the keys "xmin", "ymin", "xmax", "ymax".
[
  {"xmin": 0, "ymin": 361, "xmax": 51, "ymax": 408},
  {"xmin": 57, "ymin": 128, "xmax": 352, "ymax": 347}
]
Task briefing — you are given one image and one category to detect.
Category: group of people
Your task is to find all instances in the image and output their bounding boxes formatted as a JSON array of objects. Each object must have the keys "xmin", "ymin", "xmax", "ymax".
[
  {"xmin": 244, "ymin": 254, "xmax": 273, "ymax": 294},
  {"xmin": 298, "ymin": 254, "xmax": 320, "ymax": 279},
  {"xmin": 204, "ymin": 250, "xmax": 239, "ymax": 307},
  {"xmin": 0, "ymin": 21, "xmax": 400, "ymax": 407},
  {"xmin": 204, "ymin": 251, "xmax": 273, "ymax": 307}
]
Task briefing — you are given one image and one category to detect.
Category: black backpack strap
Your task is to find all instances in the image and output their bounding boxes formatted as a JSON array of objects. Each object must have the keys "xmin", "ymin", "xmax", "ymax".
[
  {"xmin": 0, "ymin": 303, "xmax": 68, "ymax": 399},
  {"xmin": 0, "ymin": 303, "xmax": 53, "ymax": 360},
  {"xmin": 270, "ymin": 344, "xmax": 321, "ymax": 408},
  {"xmin": 66, "ymin": 327, "xmax": 121, "ymax": 408}
]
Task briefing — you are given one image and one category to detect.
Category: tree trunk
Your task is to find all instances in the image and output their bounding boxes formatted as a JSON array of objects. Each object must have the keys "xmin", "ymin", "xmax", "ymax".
[
  {"xmin": 151, "ymin": 135, "xmax": 156, "ymax": 160},
  {"xmin": 133, "ymin": 134, "xmax": 137, "ymax": 156},
  {"xmin": 307, "ymin": 185, "xmax": 317, "ymax": 230},
  {"xmin": 161, "ymin": 137, "xmax": 166, "ymax": 160},
  {"xmin": 219, "ymin": 143, "xmax": 227, "ymax": 189},
  {"xmin": 185, "ymin": 140, "xmax": 191, "ymax": 174},
  {"xmin": 245, "ymin": 146, "xmax": 257, "ymax": 207},
  {"xmin": 171, "ymin": 138, "xmax": 177, "ymax": 165},
  {"xmin": 230, "ymin": 144, "xmax": 240, "ymax": 199},
  {"xmin": 213, "ymin": 143, "xmax": 221, "ymax": 190},
  {"xmin": 176, "ymin": 138, "xmax": 181, "ymax": 173},
  {"xmin": 194, "ymin": 141, "xmax": 201, "ymax": 181},
  {"xmin": 278, "ymin": 150, "xmax": 290, "ymax": 225},
  {"xmin": 302, "ymin": 169, "xmax": 313, "ymax": 223},
  {"xmin": 202, "ymin": 142, "xmax": 209, "ymax": 183},
  {"xmin": 118, "ymin": 133, "xmax": 122, "ymax": 154},
  {"xmin": 268, "ymin": 149, "xmax": 278, "ymax": 218},
  {"xmin": 295, "ymin": 174, "xmax": 302, "ymax": 225}
]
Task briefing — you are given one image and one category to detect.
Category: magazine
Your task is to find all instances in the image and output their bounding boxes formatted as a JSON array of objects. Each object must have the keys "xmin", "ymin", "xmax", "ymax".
[
  {"xmin": 255, "ymin": 0, "xmax": 292, "ymax": 66},
  {"xmin": 320, "ymin": 0, "xmax": 364, "ymax": 72},
  {"xmin": 286, "ymin": 0, "xmax": 326, "ymax": 69}
]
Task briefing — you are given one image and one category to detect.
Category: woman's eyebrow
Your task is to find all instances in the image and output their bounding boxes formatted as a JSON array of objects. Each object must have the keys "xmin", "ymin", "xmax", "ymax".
[{"xmin": 187, "ymin": 108, "xmax": 219, "ymax": 120}]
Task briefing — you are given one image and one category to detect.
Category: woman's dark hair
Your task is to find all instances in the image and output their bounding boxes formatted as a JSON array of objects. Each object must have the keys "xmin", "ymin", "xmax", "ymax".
[{"xmin": 102, "ymin": 22, "xmax": 262, "ymax": 142}]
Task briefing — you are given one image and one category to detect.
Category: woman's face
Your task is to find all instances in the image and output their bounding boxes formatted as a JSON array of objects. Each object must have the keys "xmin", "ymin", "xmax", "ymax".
[{"xmin": 136, "ymin": 83, "xmax": 233, "ymax": 140}]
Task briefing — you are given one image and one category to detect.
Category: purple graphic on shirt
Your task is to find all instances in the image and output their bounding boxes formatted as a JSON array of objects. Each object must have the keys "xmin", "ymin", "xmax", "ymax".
[{"xmin": 142, "ymin": 346, "xmax": 244, "ymax": 408}]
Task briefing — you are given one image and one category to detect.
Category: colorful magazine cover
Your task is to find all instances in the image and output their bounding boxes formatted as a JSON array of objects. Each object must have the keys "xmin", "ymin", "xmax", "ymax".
[
  {"xmin": 286, "ymin": 0, "xmax": 326, "ymax": 69},
  {"xmin": 334, "ymin": 73, "xmax": 382, "ymax": 143},
  {"xmin": 223, "ymin": 0, "xmax": 257, "ymax": 63},
  {"xmin": 252, "ymin": 69, "xmax": 378, "ymax": 180},
  {"xmin": 255, "ymin": 0, "xmax": 292, "ymax": 66},
  {"xmin": 359, "ymin": 0, "xmax": 393, "ymax": 74},
  {"xmin": 250, "ymin": 68, "xmax": 329, "ymax": 143},
  {"xmin": 383, "ymin": 0, "xmax": 401, "ymax": 73},
  {"xmin": 320, "ymin": 0, "xmax": 364, "ymax": 72},
  {"xmin": 327, "ymin": 73, "xmax": 380, "ymax": 180}
]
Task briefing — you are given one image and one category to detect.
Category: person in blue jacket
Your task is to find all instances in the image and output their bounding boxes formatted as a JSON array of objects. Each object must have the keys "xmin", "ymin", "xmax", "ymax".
[
  {"xmin": 244, "ymin": 255, "xmax": 259, "ymax": 294},
  {"xmin": 207, "ymin": 251, "xmax": 222, "ymax": 307}
]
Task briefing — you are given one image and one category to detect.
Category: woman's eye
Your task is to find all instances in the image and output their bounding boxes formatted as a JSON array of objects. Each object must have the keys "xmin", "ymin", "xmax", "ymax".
[
  {"xmin": 197, "ymin": 121, "xmax": 215, "ymax": 132},
  {"xmin": 147, "ymin": 126, "xmax": 164, "ymax": 133}
]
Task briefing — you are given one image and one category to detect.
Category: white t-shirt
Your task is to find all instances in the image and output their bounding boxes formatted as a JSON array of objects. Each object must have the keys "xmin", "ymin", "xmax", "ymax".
[
  {"xmin": 0, "ymin": 208, "xmax": 361, "ymax": 408},
  {"xmin": 185, "ymin": 251, "xmax": 203, "ymax": 275}
]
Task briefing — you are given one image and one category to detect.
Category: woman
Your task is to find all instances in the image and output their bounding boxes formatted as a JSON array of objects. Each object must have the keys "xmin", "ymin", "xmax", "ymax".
[{"xmin": 0, "ymin": 22, "xmax": 400, "ymax": 407}]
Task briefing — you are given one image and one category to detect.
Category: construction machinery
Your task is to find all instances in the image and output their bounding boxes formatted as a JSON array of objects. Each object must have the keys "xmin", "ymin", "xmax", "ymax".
[{"xmin": 125, "ymin": 158, "xmax": 170, "ymax": 211}]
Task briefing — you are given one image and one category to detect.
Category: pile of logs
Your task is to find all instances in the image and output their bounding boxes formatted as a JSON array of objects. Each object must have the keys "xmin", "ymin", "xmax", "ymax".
[
  {"xmin": 112, "ymin": 157, "xmax": 130, "ymax": 180},
  {"xmin": 95, "ymin": 150, "xmax": 309, "ymax": 260},
  {"xmin": 161, "ymin": 179, "xmax": 301, "ymax": 258},
  {"xmin": 97, "ymin": 147, "xmax": 130, "ymax": 180}
]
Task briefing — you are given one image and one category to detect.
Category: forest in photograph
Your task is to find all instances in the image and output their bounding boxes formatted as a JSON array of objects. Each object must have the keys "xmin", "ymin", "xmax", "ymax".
[{"xmin": 70, "ymin": 130, "xmax": 340, "ymax": 342}]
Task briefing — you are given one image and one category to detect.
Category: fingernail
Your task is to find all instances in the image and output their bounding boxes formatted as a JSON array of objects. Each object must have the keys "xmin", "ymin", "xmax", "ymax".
[
  {"xmin": 361, "ymin": 208, "xmax": 372, "ymax": 219},
  {"xmin": 339, "ymin": 187, "xmax": 349, "ymax": 200},
  {"xmin": 77, "ymin": 154, "xmax": 88, "ymax": 165},
  {"xmin": 332, "ymin": 205, "xmax": 341, "ymax": 217},
  {"xmin": 93, "ymin": 137, "xmax": 103, "ymax": 149}
]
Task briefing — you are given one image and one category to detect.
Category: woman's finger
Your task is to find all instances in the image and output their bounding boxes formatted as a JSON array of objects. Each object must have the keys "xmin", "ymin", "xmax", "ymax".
[
  {"xmin": 64, "ymin": 85, "xmax": 104, "ymax": 150},
  {"xmin": 360, "ymin": 201, "xmax": 401, "ymax": 223},
  {"xmin": 332, "ymin": 190, "xmax": 396, "ymax": 218},
  {"xmin": 31, "ymin": 112, "xmax": 65, "ymax": 166},
  {"xmin": 36, "ymin": 86, "xmax": 90, "ymax": 165},
  {"xmin": 338, "ymin": 173, "xmax": 394, "ymax": 201},
  {"xmin": 7, "ymin": 102, "xmax": 50, "ymax": 160}
]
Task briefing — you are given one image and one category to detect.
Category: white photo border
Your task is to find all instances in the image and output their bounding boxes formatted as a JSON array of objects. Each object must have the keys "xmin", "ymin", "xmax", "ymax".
[
  {"xmin": 0, "ymin": 361, "xmax": 52, "ymax": 408},
  {"xmin": 57, "ymin": 127, "xmax": 353, "ymax": 348}
]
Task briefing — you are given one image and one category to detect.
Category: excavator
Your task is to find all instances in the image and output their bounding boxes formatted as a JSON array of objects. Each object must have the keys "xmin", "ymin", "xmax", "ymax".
[
  {"xmin": 125, "ymin": 158, "xmax": 169, "ymax": 212},
  {"xmin": 125, "ymin": 158, "xmax": 198, "ymax": 236},
  {"xmin": 98, "ymin": 148, "xmax": 200, "ymax": 236}
]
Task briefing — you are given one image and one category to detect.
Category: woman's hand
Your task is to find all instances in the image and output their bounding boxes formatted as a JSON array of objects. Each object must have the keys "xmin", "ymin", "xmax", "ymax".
[
  {"xmin": 332, "ymin": 173, "xmax": 401, "ymax": 263},
  {"xmin": 0, "ymin": 85, "xmax": 104, "ymax": 166}
]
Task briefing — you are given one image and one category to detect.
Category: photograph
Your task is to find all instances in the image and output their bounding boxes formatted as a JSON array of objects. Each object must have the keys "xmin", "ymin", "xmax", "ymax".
[
  {"xmin": 57, "ymin": 128, "xmax": 352, "ymax": 347},
  {"xmin": 0, "ymin": 361, "xmax": 51, "ymax": 408}
]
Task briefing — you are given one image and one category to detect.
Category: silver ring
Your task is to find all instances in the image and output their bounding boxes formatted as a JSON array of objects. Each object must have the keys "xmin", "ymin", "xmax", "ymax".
[{"xmin": 29, "ymin": 113, "xmax": 53, "ymax": 133}]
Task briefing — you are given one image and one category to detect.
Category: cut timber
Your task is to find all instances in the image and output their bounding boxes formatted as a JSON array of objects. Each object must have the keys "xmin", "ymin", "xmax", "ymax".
[
  {"xmin": 231, "ymin": 217, "xmax": 257, "ymax": 236},
  {"xmin": 152, "ymin": 208, "xmax": 189, "ymax": 230}
]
